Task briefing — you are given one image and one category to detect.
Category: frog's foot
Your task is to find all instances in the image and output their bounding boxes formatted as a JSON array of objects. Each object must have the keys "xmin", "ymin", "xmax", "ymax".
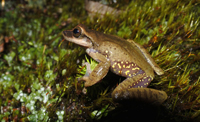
[
  {"xmin": 77, "ymin": 73, "xmax": 93, "ymax": 87},
  {"xmin": 78, "ymin": 74, "xmax": 100, "ymax": 87},
  {"xmin": 112, "ymin": 75, "xmax": 167, "ymax": 104}
]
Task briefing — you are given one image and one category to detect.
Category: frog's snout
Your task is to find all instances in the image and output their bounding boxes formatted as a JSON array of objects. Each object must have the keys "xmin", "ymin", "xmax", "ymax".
[
  {"xmin": 62, "ymin": 31, "xmax": 72, "ymax": 38},
  {"xmin": 62, "ymin": 31, "xmax": 67, "ymax": 35}
]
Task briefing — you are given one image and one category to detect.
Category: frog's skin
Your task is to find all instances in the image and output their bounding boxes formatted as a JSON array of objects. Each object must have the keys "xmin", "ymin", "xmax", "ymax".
[{"xmin": 62, "ymin": 24, "xmax": 167, "ymax": 104}]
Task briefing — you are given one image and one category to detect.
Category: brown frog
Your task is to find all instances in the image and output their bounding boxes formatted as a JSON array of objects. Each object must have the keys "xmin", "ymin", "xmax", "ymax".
[{"xmin": 62, "ymin": 24, "xmax": 167, "ymax": 104}]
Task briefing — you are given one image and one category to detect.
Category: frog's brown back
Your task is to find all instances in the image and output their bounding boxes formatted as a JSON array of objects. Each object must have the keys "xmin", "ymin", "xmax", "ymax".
[{"xmin": 101, "ymin": 33, "xmax": 154, "ymax": 74}]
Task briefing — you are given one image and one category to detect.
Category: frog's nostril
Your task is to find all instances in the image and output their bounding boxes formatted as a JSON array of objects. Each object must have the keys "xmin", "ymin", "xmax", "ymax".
[
  {"xmin": 63, "ymin": 31, "xmax": 73, "ymax": 37},
  {"xmin": 63, "ymin": 31, "xmax": 67, "ymax": 35}
]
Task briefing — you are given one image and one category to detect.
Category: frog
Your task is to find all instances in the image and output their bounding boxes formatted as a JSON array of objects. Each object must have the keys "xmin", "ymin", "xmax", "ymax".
[{"xmin": 62, "ymin": 24, "xmax": 167, "ymax": 104}]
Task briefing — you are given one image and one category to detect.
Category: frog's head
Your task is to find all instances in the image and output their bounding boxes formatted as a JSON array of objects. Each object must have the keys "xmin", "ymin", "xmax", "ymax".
[{"xmin": 62, "ymin": 24, "xmax": 99, "ymax": 48}]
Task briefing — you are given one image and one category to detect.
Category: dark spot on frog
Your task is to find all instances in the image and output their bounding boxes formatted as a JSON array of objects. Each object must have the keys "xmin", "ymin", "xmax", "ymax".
[{"xmin": 114, "ymin": 47, "xmax": 116, "ymax": 50}]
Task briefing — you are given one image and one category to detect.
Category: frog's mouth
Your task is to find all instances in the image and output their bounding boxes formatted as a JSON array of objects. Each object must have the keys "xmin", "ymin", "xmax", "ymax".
[{"xmin": 63, "ymin": 31, "xmax": 92, "ymax": 48}]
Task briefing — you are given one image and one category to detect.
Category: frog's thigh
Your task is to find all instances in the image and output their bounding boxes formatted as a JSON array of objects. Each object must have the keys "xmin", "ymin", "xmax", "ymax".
[
  {"xmin": 112, "ymin": 87, "xmax": 167, "ymax": 104},
  {"xmin": 118, "ymin": 73, "xmax": 153, "ymax": 89},
  {"xmin": 84, "ymin": 48, "xmax": 111, "ymax": 87}
]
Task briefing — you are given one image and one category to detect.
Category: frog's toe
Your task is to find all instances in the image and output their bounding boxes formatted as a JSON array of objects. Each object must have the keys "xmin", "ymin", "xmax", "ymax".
[
  {"xmin": 82, "ymin": 87, "xmax": 87, "ymax": 94},
  {"xmin": 78, "ymin": 76, "xmax": 95, "ymax": 87}
]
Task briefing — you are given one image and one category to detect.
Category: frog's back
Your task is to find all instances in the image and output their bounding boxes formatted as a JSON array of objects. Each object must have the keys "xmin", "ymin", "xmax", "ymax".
[{"xmin": 97, "ymin": 33, "xmax": 153, "ymax": 72}]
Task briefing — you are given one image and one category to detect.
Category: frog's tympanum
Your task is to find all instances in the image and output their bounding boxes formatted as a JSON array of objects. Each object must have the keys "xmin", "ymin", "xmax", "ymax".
[{"xmin": 62, "ymin": 24, "xmax": 167, "ymax": 104}]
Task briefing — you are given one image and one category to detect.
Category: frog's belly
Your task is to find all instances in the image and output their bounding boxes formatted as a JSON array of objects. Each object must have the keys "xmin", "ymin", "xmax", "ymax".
[{"xmin": 110, "ymin": 60, "xmax": 145, "ymax": 78}]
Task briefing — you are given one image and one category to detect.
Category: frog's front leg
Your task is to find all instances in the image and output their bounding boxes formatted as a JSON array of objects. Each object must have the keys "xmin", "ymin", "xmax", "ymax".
[
  {"xmin": 79, "ymin": 48, "xmax": 111, "ymax": 87},
  {"xmin": 81, "ymin": 62, "xmax": 92, "ymax": 77},
  {"xmin": 112, "ymin": 74, "xmax": 167, "ymax": 104}
]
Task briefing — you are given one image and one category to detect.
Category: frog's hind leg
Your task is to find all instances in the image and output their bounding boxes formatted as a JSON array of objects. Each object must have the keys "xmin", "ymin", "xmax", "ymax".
[{"xmin": 111, "ymin": 74, "xmax": 167, "ymax": 104}]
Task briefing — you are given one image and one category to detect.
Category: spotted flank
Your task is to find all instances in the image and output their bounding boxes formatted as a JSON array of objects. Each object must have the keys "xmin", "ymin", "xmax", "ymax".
[
  {"xmin": 129, "ymin": 75, "xmax": 153, "ymax": 88},
  {"xmin": 110, "ymin": 60, "xmax": 154, "ymax": 89},
  {"xmin": 111, "ymin": 61, "xmax": 141, "ymax": 78}
]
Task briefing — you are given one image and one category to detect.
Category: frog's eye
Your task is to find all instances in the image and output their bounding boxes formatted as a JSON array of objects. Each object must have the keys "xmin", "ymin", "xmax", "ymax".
[{"xmin": 73, "ymin": 27, "xmax": 82, "ymax": 38}]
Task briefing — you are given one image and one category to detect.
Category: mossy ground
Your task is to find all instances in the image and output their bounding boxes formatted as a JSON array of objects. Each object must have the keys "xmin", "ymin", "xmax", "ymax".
[{"xmin": 0, "ymin": 0, "xmax": 199, "ymax": 121}]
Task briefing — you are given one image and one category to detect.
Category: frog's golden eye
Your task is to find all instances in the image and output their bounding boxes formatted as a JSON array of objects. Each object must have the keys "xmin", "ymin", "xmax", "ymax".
[{"xmin": 73, "ymin": 27, "xmax": 82, "ymax": 38}]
